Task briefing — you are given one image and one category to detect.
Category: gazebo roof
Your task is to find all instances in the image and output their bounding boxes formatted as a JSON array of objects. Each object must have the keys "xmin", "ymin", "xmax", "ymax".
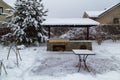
[{"xmin": 42, "ymin": 18, "xmax": 100, "ymax": 27}]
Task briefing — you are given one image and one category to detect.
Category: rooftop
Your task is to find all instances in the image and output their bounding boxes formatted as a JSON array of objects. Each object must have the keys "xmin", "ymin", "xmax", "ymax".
[
  {"xmin": 85, "ymin": 2, "xmax": 120, "ymax": 18},
  {"xmin": 42, "ymin": 18, "xmax": 100, "ymax": 26}
]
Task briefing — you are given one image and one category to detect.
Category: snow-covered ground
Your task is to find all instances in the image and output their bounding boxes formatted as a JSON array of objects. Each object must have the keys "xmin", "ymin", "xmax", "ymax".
[{"xmin": 0, "ymin": 40, "xmax": 120, "ymax": 80}]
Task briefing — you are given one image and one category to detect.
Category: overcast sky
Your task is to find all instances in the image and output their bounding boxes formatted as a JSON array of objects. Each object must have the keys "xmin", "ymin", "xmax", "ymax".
[{"xmin": 4, "ymin": 0, "xmax": 120, "ymax": 18}]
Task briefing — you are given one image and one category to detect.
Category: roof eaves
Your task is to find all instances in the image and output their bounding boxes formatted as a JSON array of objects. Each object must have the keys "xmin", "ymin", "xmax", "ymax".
[
  {"xmin": 89, "ymin": 16, "xmax": 99, "ymax": 19},
  {"xmin": 98, "ymin": 2, "xmax": 120, "ymax": 18}
]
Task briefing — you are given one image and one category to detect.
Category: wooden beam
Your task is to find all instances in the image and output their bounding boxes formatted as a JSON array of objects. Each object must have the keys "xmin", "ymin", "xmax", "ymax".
[
  {"xmin": 48, "ymin": 27, "xmax": 50, "ymax": 39},
  {"xmin": 86, "ymin": 27, "xmax": 89, "ymax": 40}
]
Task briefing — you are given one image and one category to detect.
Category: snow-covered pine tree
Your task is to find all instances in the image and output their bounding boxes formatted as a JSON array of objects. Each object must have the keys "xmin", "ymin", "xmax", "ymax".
[{"xmin": 2, "ymin": 0, "xmax": 48, "ymax": 45}]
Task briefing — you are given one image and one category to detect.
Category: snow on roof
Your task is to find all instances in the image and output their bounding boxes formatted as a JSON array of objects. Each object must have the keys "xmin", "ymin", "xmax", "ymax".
[
  {"xmin": 85, "ymin": 2, "xmax": 120, "ymax": 18},
  {"xmin": 85, "ymin": 11, "xmax": 104, "ymax": 18},
  {"xmin": 42, "ymin": 18, "xmax": 100, "ymax": 26}
]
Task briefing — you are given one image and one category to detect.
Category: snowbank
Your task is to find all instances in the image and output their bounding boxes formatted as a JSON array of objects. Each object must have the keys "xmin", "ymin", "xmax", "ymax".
[{"xmin": 0, "ymin": 40, "xmax": 120, "ymax": 80}]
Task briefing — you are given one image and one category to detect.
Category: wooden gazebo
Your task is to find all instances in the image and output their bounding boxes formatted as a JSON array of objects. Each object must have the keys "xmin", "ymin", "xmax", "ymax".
[{"xmin": 42, "ymin": 18, "xmax": 100, "ymax": 40}]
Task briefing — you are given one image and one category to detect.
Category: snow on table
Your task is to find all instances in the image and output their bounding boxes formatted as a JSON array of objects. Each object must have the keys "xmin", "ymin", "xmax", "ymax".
[{"xmin": 72, "ymin": 49, "xmax": 95, "ymax": 55}]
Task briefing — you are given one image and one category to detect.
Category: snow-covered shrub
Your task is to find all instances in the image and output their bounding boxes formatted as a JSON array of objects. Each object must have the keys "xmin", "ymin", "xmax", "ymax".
[
  {"xmin": 2, "ymin": 0, "xmax": 48, "ymax": 45},
  {"xmin": 92, "ymin": 25, "xmax": 120, "ymax": 44},
  {"xmin": 60, "ymin": 27, "xmax": 99, "ymax": 40},
  {"xmin": 50, "ymin": 27, "xmax": 72, "ymax": 38},
  {"xmin": 60, "ymin": 26, "xmax": 106, "ymax": 45},
  {"xmin": 60, "ymin": 28, "xmax": 85, "ymax": 40},
  {"xmin": 92, "ymin": 26, "xmax": 106, "ymax": 45},
  {"xmin": 101, "ymin": 25, "xmax": 120, "ymax": 41}
]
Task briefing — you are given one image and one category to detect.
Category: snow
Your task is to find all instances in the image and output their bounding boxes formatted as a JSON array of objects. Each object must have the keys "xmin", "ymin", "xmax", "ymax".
[
  {"xmin": 73, "ymin": 49, "xmax": 95, "ymax": 55},
  {"xmin": 0, "ymin": 40, "xmax": 120, "ymax": 80},
  {"xmin": 60, "ymin": 27, "xmax": 97, "ymax": 39},
  {"xmin": 85, "ymin": 2, "xmax": 120, "ymax": 18},
  {"xmin": 42, "ymin": 18, "xmax": 100, "ymax": 26},
  {"xmin": 85, "ymin": 11, "xmax": 104, "ymax": 18},
  {"xmin": 60, "ymin": 28, "xmax": 85, "ymax": 39}
]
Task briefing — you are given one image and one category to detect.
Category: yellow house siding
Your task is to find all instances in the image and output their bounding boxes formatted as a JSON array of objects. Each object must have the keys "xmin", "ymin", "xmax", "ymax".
[
  {"xmin": 83, "ymin": 12, "xmax": 89, "ymax": 18},
  {"xmin": 0, "ymin": 0, "xmax": 13, "ymax": 22},
  {"xmin": 95, "ymin": 5, "xmax": 120, "ymax": 24}
]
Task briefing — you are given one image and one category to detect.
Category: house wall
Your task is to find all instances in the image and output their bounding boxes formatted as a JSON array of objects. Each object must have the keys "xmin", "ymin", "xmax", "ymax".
[
  {"xmin": 83, "ymin": 12, "xmax": 89, "ymax": 18},
  {"xmin": 0, "ymin": 0, "xmax": 12, "ymax": 22},
  {"xmin": 0, "ymin": 0, "xmax": 13, "ymax": 36},
  {"xmin": 95, "ymin": 5, "xmax": 120, "ymax": 24},
  {"xmin": 83, "ymin": 4, "xmax": 120, "ymax": 24}
]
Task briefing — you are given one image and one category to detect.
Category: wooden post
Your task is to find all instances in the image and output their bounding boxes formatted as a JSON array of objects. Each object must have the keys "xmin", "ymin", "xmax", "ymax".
[
  {"xmin": 48, "ymin": 27, "xmax": 51, "ymax": 39},
  {"xmin": 86, "ymin": 27, "xmax": 89, "ymax": 40}
]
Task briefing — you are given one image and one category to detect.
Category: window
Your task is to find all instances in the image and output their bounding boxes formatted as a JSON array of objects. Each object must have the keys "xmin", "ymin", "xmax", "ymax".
[
  {"xmin": 0, "ymin": 7, "xmax": 3, "ymax": 14},
  {"xmin": 113, "ymin": 18, "xmax": 120, "ymax": 24}
]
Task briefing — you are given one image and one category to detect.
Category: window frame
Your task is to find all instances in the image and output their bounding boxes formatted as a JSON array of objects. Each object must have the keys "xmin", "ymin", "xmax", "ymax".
[
  {"xmin": 113, "ymin": 18, "xmax": 120, "ymax": 24},
  {"xmin": 0, "ymin": 7, "xmax": 3, "ymax": 15}
]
